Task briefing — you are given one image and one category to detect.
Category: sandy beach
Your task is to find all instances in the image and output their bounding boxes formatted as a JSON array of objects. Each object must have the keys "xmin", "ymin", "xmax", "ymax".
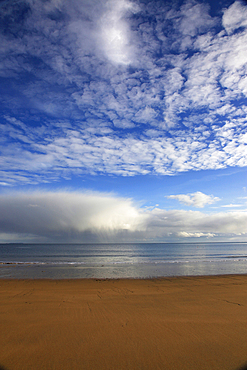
[{"xmin": 1, "ymin": 275, "xmax": 247, "ymax": 370}]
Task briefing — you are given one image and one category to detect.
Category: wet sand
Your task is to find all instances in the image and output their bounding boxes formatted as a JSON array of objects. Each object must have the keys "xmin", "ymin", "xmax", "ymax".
[{"xmin": 1, "ymin": 275, "xmax": 247, "ymax": 370}]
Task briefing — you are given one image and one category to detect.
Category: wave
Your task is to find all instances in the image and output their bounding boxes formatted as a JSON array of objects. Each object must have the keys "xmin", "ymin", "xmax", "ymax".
[{"xmin": 1, "ymin": 258, "xmax": 247, "ymax": 266}]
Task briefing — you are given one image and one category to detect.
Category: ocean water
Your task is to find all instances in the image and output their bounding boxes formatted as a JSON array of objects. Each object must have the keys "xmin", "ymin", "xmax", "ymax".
[{"xmin": 0, "ymin": 242, "xmax": 246, "ymax": 279}]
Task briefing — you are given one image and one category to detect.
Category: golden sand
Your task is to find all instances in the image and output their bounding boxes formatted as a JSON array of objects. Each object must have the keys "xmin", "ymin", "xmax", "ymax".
[{"xmin": 1, "ymin": 275, "xmax": 247, "ymax": 370}]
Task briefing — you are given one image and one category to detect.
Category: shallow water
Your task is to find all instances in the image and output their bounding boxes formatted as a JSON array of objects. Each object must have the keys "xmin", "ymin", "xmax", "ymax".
[{"xmin": 0, "ymin": 242, "xmax": 246, "ymax": 278}]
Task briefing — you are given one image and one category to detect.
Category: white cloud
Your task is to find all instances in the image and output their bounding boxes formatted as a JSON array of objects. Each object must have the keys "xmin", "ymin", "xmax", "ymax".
[
  {"xmin": 145, "ymin": 207, "xmax": 247, "ymax": 239},
  {"xmin": 177, "ymin": 232, "xmax": 215, "ymax": 238},
  {"xmin": 222, "ymin": 1, "xmax": 247, "ymax": 34},
  {"xmin": 98, "ymin": 0, "xmax": 139, "ymax": 65},
  {"xmin": 1, "ymin": 0, "xmax": 247, "ymax": 185},
  {"xmin": 167, "ymin": 191, "xmax": 220, "ymax": 208},
  {"xmin": 221, "ymin": 204, "xmax": 243, "ymax": 208},
  {"xmin": 0, "ymin": 192, "xmax": 246, "ymax": 242},
  {"xmin": 179, "ymin": 1, "xmax": 217, "ymax": 37},
  {"xmin": 1, "ymin": 116, "xmax": 247, "ymax": 184}
]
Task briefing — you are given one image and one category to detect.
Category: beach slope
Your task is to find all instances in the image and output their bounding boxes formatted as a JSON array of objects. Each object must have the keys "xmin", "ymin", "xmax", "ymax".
[{"xmin": 1, "ymin": 275, "xmax": 247, "ymax": 370}]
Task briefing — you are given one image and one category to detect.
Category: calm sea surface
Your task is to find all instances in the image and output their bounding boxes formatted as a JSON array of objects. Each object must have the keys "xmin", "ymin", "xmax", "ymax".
[{"xmin": 0, "ymin": 242, "xmax": 246, "ymax": 279}]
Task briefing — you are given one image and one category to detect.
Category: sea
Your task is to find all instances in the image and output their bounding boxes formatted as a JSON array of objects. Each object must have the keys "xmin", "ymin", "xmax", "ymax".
[{"xmin": 0, "ymin": 242, "xmax": 246, "ymax": 279}]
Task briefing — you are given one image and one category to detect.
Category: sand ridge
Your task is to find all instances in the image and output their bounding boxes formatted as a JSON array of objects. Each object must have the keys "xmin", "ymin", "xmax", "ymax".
[{"xmin": 0, "ymin": 275, "xmax": 247, "ymax": 370}]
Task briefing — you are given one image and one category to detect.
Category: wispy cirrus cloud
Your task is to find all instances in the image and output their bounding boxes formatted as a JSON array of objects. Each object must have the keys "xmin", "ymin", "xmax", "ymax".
[
  {"xmin": 0, "ymin": 0, "xmax": 247, "ymax": 185},
  {"xmin": 1, "ymin": 113, "xmax": 247, "ymax": 185}
]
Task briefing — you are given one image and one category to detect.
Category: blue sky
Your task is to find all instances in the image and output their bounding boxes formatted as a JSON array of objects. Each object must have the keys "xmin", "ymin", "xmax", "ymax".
[{"xmin": 0, "ymin": 0, "xmax": 247, "ymax": 243}]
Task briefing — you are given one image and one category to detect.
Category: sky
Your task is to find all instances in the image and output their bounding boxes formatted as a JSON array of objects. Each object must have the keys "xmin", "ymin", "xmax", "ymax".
[{"xmin": 0, "ymin": 0, "xmax": 247, "ymax": 243}]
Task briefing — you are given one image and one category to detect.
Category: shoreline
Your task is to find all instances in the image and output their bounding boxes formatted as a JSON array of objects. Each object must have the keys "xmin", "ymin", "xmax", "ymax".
[
  {"xmin": 1, "ymin": 260, "xmax": 247, "ymax": 279},
  {"xmin": 1, "ymin": 275, "xmax": 247, "ymax": 370},
  {"xmin": 1, "ymin": 272, "xmax": 247, "ymax": 280}
]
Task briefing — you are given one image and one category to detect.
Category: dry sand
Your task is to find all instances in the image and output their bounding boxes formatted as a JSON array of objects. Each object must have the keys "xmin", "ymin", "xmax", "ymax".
[{"xmin": 1, "ymin": 275, "xmax": 247, "ymax": 370}]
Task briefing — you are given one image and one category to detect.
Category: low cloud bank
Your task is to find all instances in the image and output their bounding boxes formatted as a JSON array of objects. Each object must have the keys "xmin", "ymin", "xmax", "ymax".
[
  {"xmin": 0, "ymin": 192, "xmax": 246, "ymax": 242},
  {"xmin": 0, "ymin": 192, "xmax": 147, "ymax": 242}
]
